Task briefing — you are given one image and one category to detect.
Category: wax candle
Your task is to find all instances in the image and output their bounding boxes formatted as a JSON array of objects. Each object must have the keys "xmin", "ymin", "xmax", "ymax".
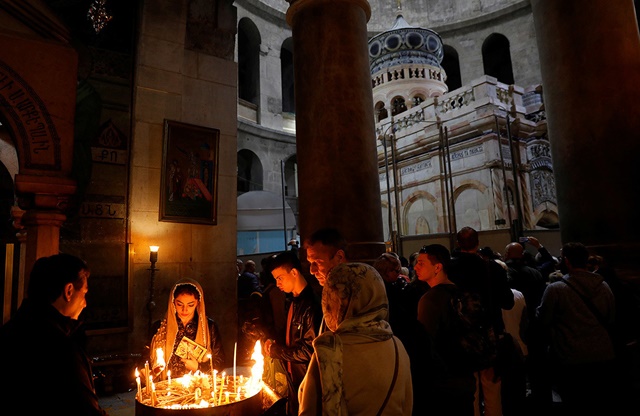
[
  {"xmin": 218, "ymin": 372, "xmax": 225, "ymax": 403},
  {"xmin": 144, "ymin": 361, "xmax": 151, "ymax": 395},
  {"xmin": 225, "ymin": 391, "xmax": 230, "ymax": 404},
  {"xmin": 135, "ymin": 368, "xmax": 141, "ymax": 400},
  {"xmin": 167, "ymin": 370, "xmax": 171, "ymax": 388},
  {"xmin": 151, "ymin": 382, "xmax": 157, "ymax": 407},
  {"xmin": 208, "ymin": 353, "xmax": 214, "ymax": 386},
  {"xmin": 213, "ymin": 369, "xmax": 218, "ymax": 399},
  {"xmin": 233, "ymin": 342, "xmax": 237, "ymax": 389}
]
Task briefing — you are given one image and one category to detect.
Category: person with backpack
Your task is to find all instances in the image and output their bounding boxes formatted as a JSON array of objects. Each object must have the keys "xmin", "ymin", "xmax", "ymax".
[
  {"xmin": 448, "ymin": 227, "xmax": 514, "ymax": 416},
  {"xmin": 414, "ymin": 244, "xmax": 475, "ymax": 416},
  {"xmin": 536, "ymin": 242, "xmax": 619, "ymax": 415}
]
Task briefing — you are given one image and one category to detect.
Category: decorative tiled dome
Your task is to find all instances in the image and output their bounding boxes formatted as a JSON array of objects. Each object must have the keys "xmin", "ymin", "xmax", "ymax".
[{"xmin": 368, "ymin": 8, "xmax": 444, "ymax": 73}]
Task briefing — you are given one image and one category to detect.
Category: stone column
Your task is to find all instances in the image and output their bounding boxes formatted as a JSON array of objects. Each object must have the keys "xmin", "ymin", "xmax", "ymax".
[
  {"xmin": 15, "ymin": 174, "xmax": 76, "ymax": 284},
  {"xmin": 530, "ymin": 0, "xmax": 640, "ymax": 278},
  {"xmin": 286, "ymin": 0, "xmax": 385, "ymax": 263}
]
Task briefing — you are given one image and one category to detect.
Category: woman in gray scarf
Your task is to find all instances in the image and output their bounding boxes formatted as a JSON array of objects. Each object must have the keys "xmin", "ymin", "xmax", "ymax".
[{"xmin": 298, "ymin": 263, "xmax": 413, "ymax": 415}]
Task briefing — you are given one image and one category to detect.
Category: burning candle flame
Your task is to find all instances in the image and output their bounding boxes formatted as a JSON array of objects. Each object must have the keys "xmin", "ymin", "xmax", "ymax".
[
  {"xmin": 156, "ymin": 348, "xmax": 166, "ymax": 368},
  {"xmin": 136, "ymin": 340, "xmax": 265, "ymax": 408}
]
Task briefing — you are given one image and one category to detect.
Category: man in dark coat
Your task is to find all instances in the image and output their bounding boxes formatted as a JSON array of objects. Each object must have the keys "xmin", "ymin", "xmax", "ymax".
[{"xmin": 0, "ymin": 254, "xmax": 108, "ymax": 416}]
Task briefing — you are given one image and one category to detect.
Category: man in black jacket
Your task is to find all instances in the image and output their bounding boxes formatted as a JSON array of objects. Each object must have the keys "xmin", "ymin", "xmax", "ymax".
[
  {"xmin": 264, "ymin": 250, "xmax": 322, "ymax": 416},
  {"xmin": 0, "ymin": 253, "xmax": 108, "ymax": 416}
]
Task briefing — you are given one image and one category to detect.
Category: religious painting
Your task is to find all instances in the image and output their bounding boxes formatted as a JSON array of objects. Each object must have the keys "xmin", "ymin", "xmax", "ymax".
[{"xmin": 160, "ymin": 120, "xmax": 219, "ymax": 224}]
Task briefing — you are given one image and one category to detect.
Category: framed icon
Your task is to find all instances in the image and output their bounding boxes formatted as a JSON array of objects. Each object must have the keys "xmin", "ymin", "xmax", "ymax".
[{"xmin": 160, "ymin": 120, "xmax": 219, "ymax": 224}]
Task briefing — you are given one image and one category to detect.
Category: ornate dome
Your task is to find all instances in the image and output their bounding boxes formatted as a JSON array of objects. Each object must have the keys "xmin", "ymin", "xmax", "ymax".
[{"xmin": 368, "ymin": 7, "xmax": 444, "ymax": 73}]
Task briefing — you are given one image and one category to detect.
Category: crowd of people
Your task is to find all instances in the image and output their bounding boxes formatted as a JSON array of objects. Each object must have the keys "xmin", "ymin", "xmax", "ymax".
[
  {"xmin": 238, "ymin": 227, "xmax": 637, "ymax": 416},
  {"xmin": 2, "ymin": 226, "xmax": 637, "ymax": 416}
]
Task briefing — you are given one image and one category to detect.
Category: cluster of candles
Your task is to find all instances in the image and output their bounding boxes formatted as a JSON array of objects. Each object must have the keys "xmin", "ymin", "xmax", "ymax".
[{"xmin": 135, "ymin": 341, "xmax": 264, "ymax": 409}]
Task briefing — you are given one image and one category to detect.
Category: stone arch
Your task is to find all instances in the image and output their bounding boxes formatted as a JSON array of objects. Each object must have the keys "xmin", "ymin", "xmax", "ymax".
[
  {"xmin": 391, "ymin": 95, "xmax": 407, "ymax": 116},
  {"xmin": 442, "ymin": 45, "xmax": 462, "ymax": 91},
  {"xmin": 0, "ymin": 39, "xmax": 79, "ymax": 275},
  {"xmin": 375, "ymin": 101, "xmax": 389, "ymax": 122},
  {"xmin": 237, "ymin": 149, "xmax": 263, "ymax": 194},
  {"xmin": 406, "ymin": 88, "xmax": 427, "ymax": 107},
  {"xmin": 238, "ymin": 18, "xmax": 261, "ymax": 106},
  {"xmin": 0, "ymin": 61, "xmax": 62, "ymax": 173},
  {"xmin": 281, "ymin": 37, "xmax": 295, "ymax": 114},
  {"xmin": 453, "ymin": 181, "xmax": 491, "ymax": 231},
  {"xmin": 403, "ymin": 190, "xmax": 438, "ymax": 236},
  {"xmin": 482, "ymin": 33, "xmax": 515, "ymax": 85}
]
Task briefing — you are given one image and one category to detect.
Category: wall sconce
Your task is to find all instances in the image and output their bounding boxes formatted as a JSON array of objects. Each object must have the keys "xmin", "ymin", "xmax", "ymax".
[
  {"xmin": 150, "ymin": 245, "xmax": 159, "ymax": 266},
  {"xmin": 148, "ymin": 245, "xmax": 159, "ymax": 337}
]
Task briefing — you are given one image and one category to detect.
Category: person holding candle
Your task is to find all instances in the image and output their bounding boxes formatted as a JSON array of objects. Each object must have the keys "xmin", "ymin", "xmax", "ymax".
[
  {"xmin": 0, "ymin": 253, "xmax": 108, "ymax": 415},
  {"xmin": 297, "ymin": 262, "xmax": 413, "ymax": 415},
  {"xmin": 264, "ymin": 250, "xmax": 322, "ymax": 416},
  {"xmin": 149, "ymin": 278, "xmax": 226, "ymax": 379}
]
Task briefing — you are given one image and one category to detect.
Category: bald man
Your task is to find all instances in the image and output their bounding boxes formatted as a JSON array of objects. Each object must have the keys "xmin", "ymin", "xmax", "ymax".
[{"xmin": 503, "ymin": 242, "xmax": 546, "ymax": 314}]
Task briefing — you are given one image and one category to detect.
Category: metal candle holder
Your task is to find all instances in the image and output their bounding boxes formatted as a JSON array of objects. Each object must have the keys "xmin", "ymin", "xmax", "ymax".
[{"xmin": 148, "ymin": 246, "xmax": 159, "ymax": 337}]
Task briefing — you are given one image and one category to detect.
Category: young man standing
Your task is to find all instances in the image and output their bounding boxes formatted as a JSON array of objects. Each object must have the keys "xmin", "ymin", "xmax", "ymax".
[
  {"xmin": 415, "ymin": 244, "xmax": 475, "ymax": 416},
  {"xmin": 264, "ymin": 251, "xmax": 322, "ymax": 416}
]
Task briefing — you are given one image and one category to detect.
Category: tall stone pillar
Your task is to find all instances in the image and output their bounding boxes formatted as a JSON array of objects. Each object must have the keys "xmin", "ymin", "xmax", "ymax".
[
  {"xmin": 286, "ymin": 0, "xmax": 385, "ymax": 263},
  {"xmin": 530, "ymin": 0, "xmax": 640, "ymax": 280}
]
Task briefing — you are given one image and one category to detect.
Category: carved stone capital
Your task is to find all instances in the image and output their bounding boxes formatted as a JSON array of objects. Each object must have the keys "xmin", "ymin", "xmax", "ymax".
[{"xmin": 14, "ymin": 174, "xmax": 77, "ymax": 212}]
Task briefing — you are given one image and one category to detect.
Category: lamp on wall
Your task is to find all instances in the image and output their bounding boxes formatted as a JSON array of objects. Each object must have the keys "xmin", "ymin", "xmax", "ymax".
[{"xmin": 148, "ymin": 245, "xmax": 159, "ymax": 337}]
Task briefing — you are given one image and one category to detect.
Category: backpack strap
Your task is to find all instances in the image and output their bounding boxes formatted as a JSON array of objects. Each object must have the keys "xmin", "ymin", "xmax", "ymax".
[
  {"xmin": 561, "ymin": 277, "xmax": 608, "ymax": 328},
  {"xmin": 376, "ymin": 337, "xmax": 399, "ymax": 416}
]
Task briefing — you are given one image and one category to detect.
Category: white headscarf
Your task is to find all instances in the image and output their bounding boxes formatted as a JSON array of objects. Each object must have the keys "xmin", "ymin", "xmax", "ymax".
[{"xmin": 150, "ymin": 278, "xmax": 211, "ymax": 376}]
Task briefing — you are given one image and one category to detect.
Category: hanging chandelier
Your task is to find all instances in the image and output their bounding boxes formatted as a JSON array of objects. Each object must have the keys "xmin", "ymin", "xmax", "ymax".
[{"xmin": 87, "ymin": 0, "xmax": 113, "ymax": 34}]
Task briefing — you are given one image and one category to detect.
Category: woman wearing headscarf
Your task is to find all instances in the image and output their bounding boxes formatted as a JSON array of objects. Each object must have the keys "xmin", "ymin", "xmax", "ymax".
[
  {"xmin": 149, "ymin": 278, "xmax": 226, "ymax": 379},
  {"xmin": 298, "ymin": 263, "xmax": 413, "ymax": 415}
]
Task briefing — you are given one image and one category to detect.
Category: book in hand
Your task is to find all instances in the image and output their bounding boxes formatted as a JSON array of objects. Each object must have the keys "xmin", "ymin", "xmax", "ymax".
[{"xmin": 175, "ymin": 336, "xmax": 207, "ymax": 361}]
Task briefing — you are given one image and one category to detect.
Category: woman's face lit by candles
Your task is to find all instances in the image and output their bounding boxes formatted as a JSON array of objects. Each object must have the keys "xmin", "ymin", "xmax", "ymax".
[{"xmin": 174, "ymin": 293, "xmax": 198, "ymax": 325}]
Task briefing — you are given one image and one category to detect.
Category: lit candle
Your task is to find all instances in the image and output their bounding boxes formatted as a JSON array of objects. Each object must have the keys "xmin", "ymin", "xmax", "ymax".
[
  {"xmin": 213, "ymin": 369, "xmax": 218, "ymax": 400},
  {"xmin": 233, "ymin": 342, "xmax": 237, "ymax": 389},
  {"xmin": 144, "ymin": 361, "xmax": 151, "ymax": 395},
  {"xmin": 218, "ymin": 372, "xmax": 225, "ymax": 403},
  {"xmin": 135, "ymin": 368, "xmax": 141, "ymax": 400},
  {"xmin": 208, "ymin": 353, "xmax": 214, "ymax": 384},
  {"xmin": 167, "ymin": 370, "xmax": 171, "ymax": 388},
  {"xmin": 149, "ymin": 375, "xmax": 153, "ymax": 397},
  {"xmin": 151, "ymin": 382, "xmax": 157, "ymax": 406}
]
